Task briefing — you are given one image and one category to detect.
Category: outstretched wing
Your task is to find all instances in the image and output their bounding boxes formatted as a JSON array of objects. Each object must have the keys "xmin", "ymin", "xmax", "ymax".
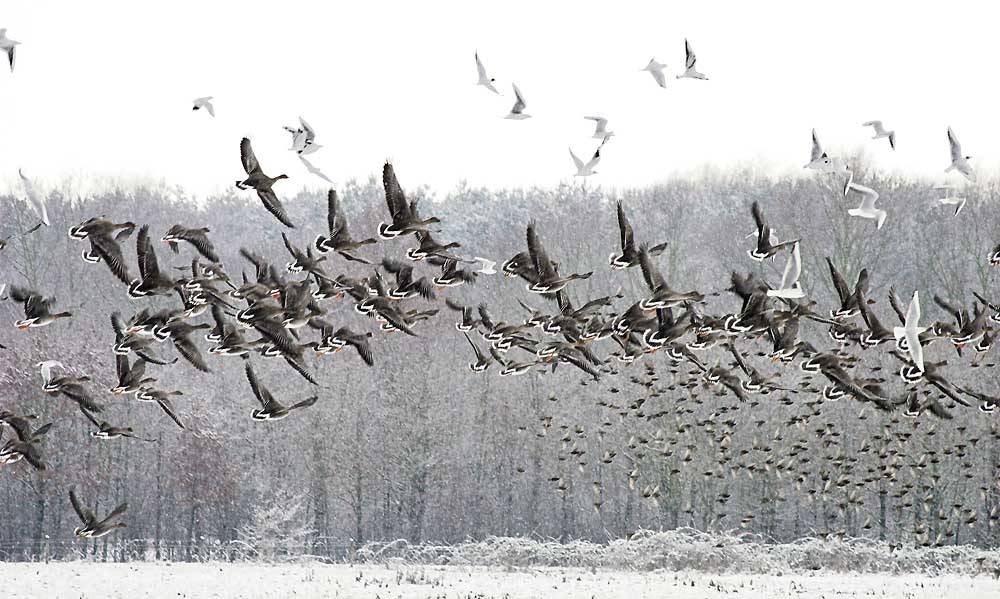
[
  {"xmin": 617, "ymin": 200, "xmax": 634, "ymax": 253},
  {"xmin": 240, "ymin": 137, "xmax": 260, "ymax": 174},
  {"xmin": 69, "ymin": 488, "xmax": 95, "ymax": 525}
]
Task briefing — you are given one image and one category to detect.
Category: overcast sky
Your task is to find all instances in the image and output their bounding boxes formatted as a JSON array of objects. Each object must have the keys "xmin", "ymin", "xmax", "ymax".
[{"xmin": 0, "ymin": 1, "xmax": 996, "ymax": 199}]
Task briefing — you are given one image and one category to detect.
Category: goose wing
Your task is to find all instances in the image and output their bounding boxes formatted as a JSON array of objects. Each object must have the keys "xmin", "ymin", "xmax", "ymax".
[
  {"xmin": 240, "ymin": 137, "xmax": 261, "ymax": 175},
  {"xmin": 70, "ymin": 488, "xmax": 96, "ymax": 525}
]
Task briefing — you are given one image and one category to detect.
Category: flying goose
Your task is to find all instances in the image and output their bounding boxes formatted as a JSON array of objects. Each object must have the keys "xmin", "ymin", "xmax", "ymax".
[
  {"xmin": 505, "ymin": 83, "xmax": 531, "ymax": 119},
  {"xmin": 444, "ymin": 299, "xmax": 481, "ymax": 331},
  {"xmin": 826, "ymin": 258, "xmax": 868, "ymax": 319},
  {"xmin": 313, "ymin": 189, "xmax": 377, "ymax": 262},
  {"xmin": 161, "ymin": 225, "xmax": 220, "ymax": 262},
  {"xmin": 236, "ymin": 137, "xmax": 293, "ymax": 227},
  {"xmin": 379, "ymin": 162, "xmax": 441, "ymax": 239},
  {"xmin": 525, "ymin": 222, "xmax": 592, "ymax": 295},
  {"xmin": 676, "ymin": 39, "xmax": 707, "ymax": 80},
  {"xmin": 747, "ymin": 201, "xmax": 798, "ymax": 261},
  {"xmin": 81, "ymin": 409, "xmax": 156, "ymax": 441},
  {"xmin": 463, "ymin": 332, "xmax": 495, "ymax": 372},
  {"xmin": 313, "ymin": 326, "xmax": 373, "ymax": 365},
  {"xmin": 0, "ymin": 29, "xmax": 18, "ymax": 72},
  {"xmin": 475, "ymin": 52, "xmax": 500, "ymax": 94},
  {"xmin": 945, "ymin": 127, "xmax": 975, "ymax": 182},
  {"xmin": 135, "ymin": 386, "xmax": 186, "ymax": 428},
  {"xmin": 245, "ymin": 362, "xmax": 318, "ymax": 420},
  {"xmin": 250, "ymin": 319, "xmax": 319, "ymax": 384},
  {"xmin": 382, "ymin": 258, "xmax": 436, "ymax": 300},
  {"xmin": 70, "ymin": 488, "xmax": 127, "ymax": 538},
  {"xmin": 431, "ymin": 257, "xmax": 478, "ymax": 288},
  {"xmin": 192, "ymin": 96, "xmax": 215, "ymax": 116},
  {"xmin": 610, "ymin": 200, "xmax": 668, "ymax": 270},
  {"xmin": 0, "ymin": 411, "xmax": 51, "ymax": 470},
  {"xmin": 407, "ymin": 230, "xmax": 463, "ymax": 262},
  {"xmin": 637, "ymin": 245, "xmax": 704, "ymax": 310},
  {"xmin": 10, "ymin": 286, "xmax": 71, "ymax": 329},
  {"xmin": 129, "ymin": 225, "xmax": 178, "ymax": 298},
  {"xmin": 642, "ymin": 58, "xmax": 667, "ymax": 88},
  {"xmin": 68, "ymin": 218, "xmax": 136, "ymax": 283}
]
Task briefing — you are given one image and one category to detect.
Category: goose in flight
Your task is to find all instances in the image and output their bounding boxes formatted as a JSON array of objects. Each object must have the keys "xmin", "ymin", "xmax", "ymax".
[
  {"xmin": 236, "ymin": 137, "xmax": 293, "ymax": 227},
  {"xmin": 70, "ymin": 488, "xmax": 127, "ymax": 538},
  {"xmin": 584, "ymin": 116, "xmax": 614, "ymax": 140},
  {"xmin": 505, "ymin": 83, "xmax": 531, "ymax": 119},
  {"xmin": 642, "ymin": 58, "xmax": 667, "ymax": 88},
  {"xmin": 946, "ymin": 127, "xmax": 975, "ymax": 182},
  {"xmin": 192, "ymin": 96, "xmax": 215, "ymax": 116},
  {"xmin": 676, "ymin": 39, "xmax": 707, "ymax": 80},
  {"xmin": 0, "ymin": 29, "xmax": 19, "ymax": 72},
  {"xmin": 862, "ymin": 120, "xmax": 895, "ymax": 150},
  {"xmin": 475, "ymin": 52, "xmax": 500, "ymax": 94}
]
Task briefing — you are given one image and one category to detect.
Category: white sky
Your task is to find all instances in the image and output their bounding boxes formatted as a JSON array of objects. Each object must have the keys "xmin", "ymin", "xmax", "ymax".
[{"xmin": 0, "ymin": 1, "xmax": 997, "ymax": 199}]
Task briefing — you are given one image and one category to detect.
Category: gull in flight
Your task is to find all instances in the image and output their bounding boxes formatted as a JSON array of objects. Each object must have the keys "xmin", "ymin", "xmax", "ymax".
[
  {"xmin": 569, "ymin": 139, "xmax": 608, "ymax": 177},
  {"xmin": 676, "ymin": 39, "xmax": 707, "ymax": 80},
  {"xmin": 893, "ymin": 291, "xmax": 927, "ymax": 373},
  {"xmin": 36, "ymin": 360, "xmax": 64, "ymax": 387},
  {"xmin": 192, "ymin": 97, "xmax": 215, "ymax": 117},
  {"xmin": 0, "ymin": 29, "xmax": 19, "ymax": 72},
  {"xmin": 298, "ymin": 155, "xmax": 332, "ymax": 184},
  {"xmin": 475, "ymin": 52, "xmax": 500, "ymax": 94},
  {"xmin": 932, "ymin": 183, "xmax": 966, "ymax": 216},
  {"xmin": 766, "ymin": 241, "xmax": 804, "ymax": 299},
  {"xmin": 804, "ymin": 129, "xmax": 832, "ymax": 170},
  {"xmin": 584, "ymin": 116, "xmax": 614, "ymax": 141},
  {"xmin": 862, "ymin": 120, "xmax": 895, "ymax": 150},
  {"xmin": 504, "ymin": 83, "xmax": 531, "ymax": 119},
  {"xmin": 19, "ymin": 169, "xmax": 49, "ymax": 227},
  {"xmin": 642, "ymin": 58, "xmax": 667, "ymax": 88},
  {"xmin": 845, "ymin": 177, "xmax": 887, "ymax": 230},
  {"xmin": 945, "ymin": 126, "xmax": 975, "ymax": 182},
  {"xmin": 474, "ymin": 257, "xmax": 497, "ymax": 275},
  {"xmin": 284, "ymin": 117, "xmax": 322, "ymax": 155}
]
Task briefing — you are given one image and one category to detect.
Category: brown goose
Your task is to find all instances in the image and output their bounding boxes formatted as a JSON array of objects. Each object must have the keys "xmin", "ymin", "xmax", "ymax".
[
  {"xmin": 524, "ymin": 222, "xmax": 592, "ymax": 295},
  {"xmin": 81, "ymin": 409, "xmax": 156, "ymax": 441},
  {"xmin": 747, "ymin": 201, "xmax": 797, "ymax": 262},
  {"xmin": 378, "ymin": 162, "xmax": 440, "ymax": 239},
  {"xmin": 609, "ymin": 200, "xmax": 668, "ymax": 269},
  {"xmin": 10, "ymin": 286, "xmax": 71, "ymax": 329},
  {"xmin": 245, "ymin": 362, "xmax": 318, "ymax": 421},
  {"xmin": 314, "ymin": 189, "xmax": 377, "ymax": 263},
  {"xmin": 129, "ymin": 225, "xmax": 178, "ymax": 298},
  {"xmin": 236, "ymin": 137, "xmax": 293, "ymax": 227},
  {"xmin": 313, "ymin": 326, "xmax": 373, "ymax": 366},
  {"xmin": 70, "ymin": 488, "xmax": 127, "ymax": 538},
  {"xmin": 162, "ymin": 225, "xmax": 220, "ymax": 262},
  {"xmin": 135, "ymin": 386, "xmax": 186, "ymax": 429},
  {"xmin": 68, "ymin": 217, "xmax": 136, "ymax": 283}
]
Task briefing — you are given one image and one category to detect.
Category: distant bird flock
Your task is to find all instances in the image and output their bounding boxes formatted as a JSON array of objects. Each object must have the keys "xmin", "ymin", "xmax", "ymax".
[{"xmin": 0, "ymin": 33, "xmax": 994, "ymax": 543}]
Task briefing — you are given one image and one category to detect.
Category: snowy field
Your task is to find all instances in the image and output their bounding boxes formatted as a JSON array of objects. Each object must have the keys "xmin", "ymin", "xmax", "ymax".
[{"xmin": 4, "ymin": 562, "xmax": 1000, "ymax": 599}]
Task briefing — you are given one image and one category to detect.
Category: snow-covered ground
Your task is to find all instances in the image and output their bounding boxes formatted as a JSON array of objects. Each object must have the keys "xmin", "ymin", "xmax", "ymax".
[{"xmin": 5, "ymin": 562, "xmax": 1000, "ymax": 599}]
